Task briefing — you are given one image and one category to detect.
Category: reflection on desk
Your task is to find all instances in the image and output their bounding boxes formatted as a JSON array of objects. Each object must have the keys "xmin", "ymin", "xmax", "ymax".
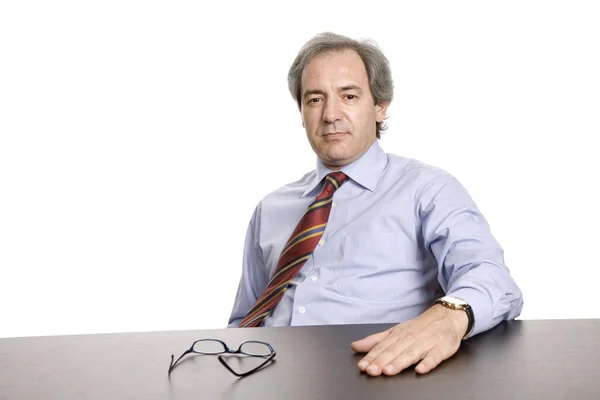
[{"xmin": 1, "ymin": 320, "xmax": 600, "ymax": 399}]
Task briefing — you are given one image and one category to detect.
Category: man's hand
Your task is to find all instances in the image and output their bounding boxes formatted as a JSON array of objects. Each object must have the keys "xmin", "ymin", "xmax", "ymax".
[{"xmin": 351, "ymin": 304, "xmax": 468, "ymax": 376}]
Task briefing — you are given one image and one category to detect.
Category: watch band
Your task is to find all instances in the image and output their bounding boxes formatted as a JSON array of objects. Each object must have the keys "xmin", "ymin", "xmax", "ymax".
[{"xmin": 434, "ymin": 297, "xmax": 475, "ymax": 339}]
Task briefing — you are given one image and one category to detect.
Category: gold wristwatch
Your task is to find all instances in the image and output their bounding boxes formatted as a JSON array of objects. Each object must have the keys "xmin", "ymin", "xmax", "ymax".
[{"xmin": 434, "ymin": 295, "xmax": 475, "ymax": 339}]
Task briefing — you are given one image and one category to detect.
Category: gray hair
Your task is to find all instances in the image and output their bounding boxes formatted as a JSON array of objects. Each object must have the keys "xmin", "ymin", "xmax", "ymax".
[{"xmin": 287, "ymin": 32, "xmax": 394, "ymax": 139}]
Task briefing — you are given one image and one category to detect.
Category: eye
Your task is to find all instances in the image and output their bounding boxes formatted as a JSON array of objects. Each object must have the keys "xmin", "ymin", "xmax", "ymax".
[
  {"xmin": 345, "ymin": 94, "xmax": 357, "ymax": 100},
  {"xmin": 308, "ymin": 97, "xmax": 322, "ymax": 104}
]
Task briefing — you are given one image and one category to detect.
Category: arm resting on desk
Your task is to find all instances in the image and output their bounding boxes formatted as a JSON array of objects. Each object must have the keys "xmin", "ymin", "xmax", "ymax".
[{"xmin": 419, "ymin": 175, "xmax": 524, "ymax": 336}]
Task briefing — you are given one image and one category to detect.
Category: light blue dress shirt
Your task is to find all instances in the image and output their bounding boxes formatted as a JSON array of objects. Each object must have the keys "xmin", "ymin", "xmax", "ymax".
[{"xmin": 228, "ymin": 141, "xmax": 523, "ymax": 336}]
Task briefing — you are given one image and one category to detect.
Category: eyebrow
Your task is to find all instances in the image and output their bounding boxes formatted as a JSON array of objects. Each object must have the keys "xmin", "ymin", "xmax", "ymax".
[
  {"xmin": 303, "ymin": 89, "xmax": 326, "ymax": 99},
  {"xmin": 302, "ymin": 85, "xmax": 364, "ymax": 99},
  {"xmin": 339, "ymin": 85, "xmax": 363, "ymax": 94}
]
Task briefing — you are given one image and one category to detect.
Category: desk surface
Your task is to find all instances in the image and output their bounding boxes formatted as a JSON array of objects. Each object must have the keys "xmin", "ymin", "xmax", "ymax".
[{"xmin": 1, "ymin": 320, "xmax": 600, "ymax": 399}]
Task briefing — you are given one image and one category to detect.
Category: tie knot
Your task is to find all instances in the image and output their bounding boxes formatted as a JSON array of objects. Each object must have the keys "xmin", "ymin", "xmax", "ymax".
[{"xmin": 320, "ymin": 172, "xmax": 348, "ymax": 197}]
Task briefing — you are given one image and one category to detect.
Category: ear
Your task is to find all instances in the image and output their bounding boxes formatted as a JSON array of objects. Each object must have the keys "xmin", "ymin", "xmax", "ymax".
[{"xmin": 375, "ymin": 103, "xmax": 389, "ymax": 122}]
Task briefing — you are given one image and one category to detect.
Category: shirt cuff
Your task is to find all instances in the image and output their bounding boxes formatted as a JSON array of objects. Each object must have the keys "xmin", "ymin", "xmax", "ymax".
[{"xmin": 446, "ymin": 287, "xmax": 492, "ymax": 337}]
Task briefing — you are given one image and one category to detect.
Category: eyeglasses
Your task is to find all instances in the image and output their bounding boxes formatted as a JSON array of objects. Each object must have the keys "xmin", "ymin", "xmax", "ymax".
[{"xmin": 168, "ymin": 339, "xmax": 276, "ymax": 377}]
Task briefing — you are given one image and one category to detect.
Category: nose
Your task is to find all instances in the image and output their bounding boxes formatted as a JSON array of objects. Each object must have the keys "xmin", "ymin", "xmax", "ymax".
[{"xmin": 323, "ymin": 98, "xmax": 342, "ymax": 124}]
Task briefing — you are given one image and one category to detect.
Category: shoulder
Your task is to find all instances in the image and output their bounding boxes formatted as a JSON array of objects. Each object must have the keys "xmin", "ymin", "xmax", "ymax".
[
  {"xmin": 384, "ymin": 153, "xmax": 455, "ymax": 193},
  {"xmin": 381, "ymin": 153, "xmax": 481, "ymax": 221}
]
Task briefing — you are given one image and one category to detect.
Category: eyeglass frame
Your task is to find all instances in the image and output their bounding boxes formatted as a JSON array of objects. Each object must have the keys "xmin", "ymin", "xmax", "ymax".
[{"xmin": 168, "ymin": 339, "xmax": 276, "ymax": 377}]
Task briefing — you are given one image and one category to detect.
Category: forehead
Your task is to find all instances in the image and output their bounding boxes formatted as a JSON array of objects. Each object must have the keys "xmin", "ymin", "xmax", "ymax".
[{"xmin": 301, "ymin": 50, "xmax": 368, "ymax": 88}]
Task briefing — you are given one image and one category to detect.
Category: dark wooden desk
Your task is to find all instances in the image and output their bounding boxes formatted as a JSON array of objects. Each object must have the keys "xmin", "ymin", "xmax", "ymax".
[{"xmin": 1, "ymin": 320, "xmax": 599, "ymax": 399}]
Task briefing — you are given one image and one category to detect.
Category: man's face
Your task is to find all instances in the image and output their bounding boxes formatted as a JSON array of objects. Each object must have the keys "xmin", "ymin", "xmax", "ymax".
[{"xmin": 300, "ymin": 50, "xmax": 388, "ymax": 170}]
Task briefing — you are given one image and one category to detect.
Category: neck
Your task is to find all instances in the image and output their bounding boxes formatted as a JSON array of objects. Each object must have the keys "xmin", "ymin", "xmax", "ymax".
[
  {"xmin": 323, "ymin": 163, "xmax": 342, "ymax": 171},
  {"xmin": 321, "ymin": 138, "xmax": 377, "ymax": 171}
]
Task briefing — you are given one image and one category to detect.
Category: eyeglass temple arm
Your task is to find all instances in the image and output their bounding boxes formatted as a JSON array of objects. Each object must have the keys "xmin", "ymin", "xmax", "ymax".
[
  {"xmin": 217, "ymin": 352, "xmax": 276, "ymax": 377},
  {"xmin": 168, "ymin": 350, "xmax": 191, "ymax": 376}
]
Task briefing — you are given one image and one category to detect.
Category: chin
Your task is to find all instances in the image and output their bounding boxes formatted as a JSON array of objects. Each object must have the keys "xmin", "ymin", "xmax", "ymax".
[
  {"xmin": 312, "ymin": 139, "xmax": 355, "ymax": 165},
  {"xmin": 321, "ymin": 151, "xmax": 352, "ymax": 167}
]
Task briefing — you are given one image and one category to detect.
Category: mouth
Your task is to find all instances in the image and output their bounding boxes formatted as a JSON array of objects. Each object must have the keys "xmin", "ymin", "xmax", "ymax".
[{"xmin": 323, "ymin": 132, "xmax": 349, "ymax": 138}]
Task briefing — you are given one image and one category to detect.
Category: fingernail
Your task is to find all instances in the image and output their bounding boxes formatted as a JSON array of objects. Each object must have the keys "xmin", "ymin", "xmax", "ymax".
[
  {"xmin": 367, "ymin": 365, "xmax": 378, "ymax": 374},
  {"xmin": 358, "ymin": 361, "xmax": 368, "ymax": 369},
  {"xmin": 383, "ymin": 365, "xmax": 394, "ymax": 374}
]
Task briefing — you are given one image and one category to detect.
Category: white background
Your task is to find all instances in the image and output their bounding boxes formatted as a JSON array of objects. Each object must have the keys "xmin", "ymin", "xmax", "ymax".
[{"xmin": 1, "ymin": 1, "xmax": 599, "ymax": 338}]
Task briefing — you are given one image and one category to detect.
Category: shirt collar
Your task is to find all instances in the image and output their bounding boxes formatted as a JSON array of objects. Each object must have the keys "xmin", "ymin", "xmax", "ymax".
[{"xmin": 302, "ymin": 140, "xmax": 387, "ymax": 197}]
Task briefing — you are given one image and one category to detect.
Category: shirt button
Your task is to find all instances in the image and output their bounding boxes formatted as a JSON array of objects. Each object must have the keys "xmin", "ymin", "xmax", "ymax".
[
  {"xmin": 298, "ymin": 307, "xmax": 306, "ymax": 314},
  {"xmin": 332, "ymin": 202, "xmax": 337, "ymax": 208},
  {"xmin": 318, "ymin": 239, "xmax": 325, "ymax": 246},
  {"xmin": 311, "ymin": 275, "xmax": 318, "ymax": 282}
]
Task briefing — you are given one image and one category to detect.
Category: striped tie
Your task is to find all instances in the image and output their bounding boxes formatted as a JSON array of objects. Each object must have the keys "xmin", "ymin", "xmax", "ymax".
[{"xmin": 239, "ymin": 171, "xmax": 348, "ymax": 328}]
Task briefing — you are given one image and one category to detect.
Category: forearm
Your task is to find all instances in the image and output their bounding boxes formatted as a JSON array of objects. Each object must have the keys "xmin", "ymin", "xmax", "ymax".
[
  {"xmin": 419, "ymin": 175, "xmax": 524, "ymax": 337},
  {"xmin": 446, "ymin": 262, "xmax": 523, "ymax": 336}
]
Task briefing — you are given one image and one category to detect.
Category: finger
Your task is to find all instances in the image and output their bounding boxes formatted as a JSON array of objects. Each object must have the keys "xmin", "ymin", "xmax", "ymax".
[
  {"xmin": 355, "ymin": 332, "xmax": 397, "ymax": 373},
  {"xmin": 362, "ymin": 334, "xmax": 417, "ymax": 376},
  {"xmin": 415, "ymin": 346, "xmax": 450, "ymax": 374},
  {"xmin": 381, "ymin": 338, "xmax": 436, "ymax": 376},
  {"xmin": 351, "ymin": 330, "xmax": 391, "ymax": 353}
]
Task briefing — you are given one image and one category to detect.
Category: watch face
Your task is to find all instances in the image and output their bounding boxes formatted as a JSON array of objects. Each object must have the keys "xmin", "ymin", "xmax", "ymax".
[{"xmin": 443, "ymin": 296, "xmax": 468, "ymax": 307}]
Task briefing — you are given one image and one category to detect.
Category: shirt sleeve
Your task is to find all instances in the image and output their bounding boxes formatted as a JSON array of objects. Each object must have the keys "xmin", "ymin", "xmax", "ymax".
[
  {"xmin": 226, "ymin": 203, "xmax": 269, "ymax": 328},
  {"xmin": 418, "ymin": 174, "xmax": 524, "ymax": 337}
]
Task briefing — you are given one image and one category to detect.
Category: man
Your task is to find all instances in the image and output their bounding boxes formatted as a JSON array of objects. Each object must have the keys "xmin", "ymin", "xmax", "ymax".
[{"xmin": 227, "ymin": 32, "xmax": 523, "ymax": 377}]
